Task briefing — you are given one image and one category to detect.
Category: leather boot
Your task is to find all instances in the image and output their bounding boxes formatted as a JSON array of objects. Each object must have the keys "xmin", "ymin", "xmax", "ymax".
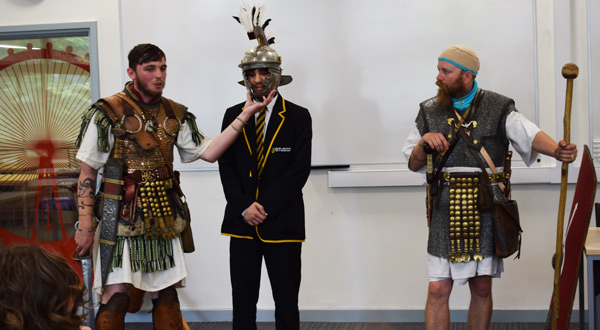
[
  {"xmin": 95, "ymin": 292, "xmax": 130, "ymax": 330},
  {"xmin": 152, "ymin": 286, "xmax": 183, "ymax": 330},
  {"xmin": 128, "ymin": 284, "xmax": 146, "ymax": 313}
]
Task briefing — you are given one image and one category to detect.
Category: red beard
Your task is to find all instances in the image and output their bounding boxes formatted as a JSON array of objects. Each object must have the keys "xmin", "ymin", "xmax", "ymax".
[
  {"xmin": 436, "ymin": 81, "xmax": 452, "ymax": 109},
  {"xmin": 436, "ymin": 72, "xmax": 469, "ymax": 109}
]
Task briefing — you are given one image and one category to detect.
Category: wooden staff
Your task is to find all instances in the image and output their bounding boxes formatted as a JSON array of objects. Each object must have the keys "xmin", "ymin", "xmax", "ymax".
[{"xmin": 551, "ymin": 63, "xmax": 578, "ymax": 330}]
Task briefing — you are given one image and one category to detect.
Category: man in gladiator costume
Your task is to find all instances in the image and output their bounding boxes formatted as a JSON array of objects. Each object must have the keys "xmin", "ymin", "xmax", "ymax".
[
  {"xmin": 74, "ymin": 43, "xmax": 273, "ymax": 329},
  {"xmin": 402, "ymin": 45, "xmax": 577, "ymax": 330}
]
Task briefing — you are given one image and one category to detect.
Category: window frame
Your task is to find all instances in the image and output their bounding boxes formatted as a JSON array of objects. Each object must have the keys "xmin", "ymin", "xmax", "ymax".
[{"xmin": 0, "ymin": 21, "xmax": 100, "ymax": 101}]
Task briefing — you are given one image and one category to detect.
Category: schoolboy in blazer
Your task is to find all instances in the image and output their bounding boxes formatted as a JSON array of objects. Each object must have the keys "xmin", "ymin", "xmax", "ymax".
[{"xmin": 218, "ymin": 5, "xmax": 313, "ymax": 329}]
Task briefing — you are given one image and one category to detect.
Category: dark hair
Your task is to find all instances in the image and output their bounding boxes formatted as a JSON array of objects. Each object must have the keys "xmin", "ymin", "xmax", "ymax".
[
  {"xmin": 0, "ymin": 244, "xmax": 87, "ymax": 330},
  {"xmin": 127, "ymin": 43, "xmax": 166, "ymax": 70}
]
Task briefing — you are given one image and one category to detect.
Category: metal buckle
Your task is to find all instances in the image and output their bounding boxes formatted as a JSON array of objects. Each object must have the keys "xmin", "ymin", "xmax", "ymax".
[
  {"xmin": 443, "ymin": 173, "xmax": 451, "ymax": 182},
  {"xmin": 141, "ymin": 170, "xmax": 153, "ymax": 182}
]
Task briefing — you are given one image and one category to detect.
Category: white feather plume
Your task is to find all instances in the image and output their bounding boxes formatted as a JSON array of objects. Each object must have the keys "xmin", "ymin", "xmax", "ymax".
[
  {"xmin": 265, "ymin": 29, "xmax": 279, "ymax": 44},
  {"xmin": 237, "ymin": 3, "xmax": 267, "ymax": 33}
]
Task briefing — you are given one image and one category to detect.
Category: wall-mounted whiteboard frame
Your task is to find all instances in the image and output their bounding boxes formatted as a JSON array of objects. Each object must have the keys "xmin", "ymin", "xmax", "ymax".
[{"xmin": 119, "ymin": 0, "xmax": 537, "ymax": 170}]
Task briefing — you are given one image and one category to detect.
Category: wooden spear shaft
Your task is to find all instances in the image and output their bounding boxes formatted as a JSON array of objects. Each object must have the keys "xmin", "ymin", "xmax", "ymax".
[{"xmin": 551, "ymin": 63, "xmax": 578, "ymax": 330}]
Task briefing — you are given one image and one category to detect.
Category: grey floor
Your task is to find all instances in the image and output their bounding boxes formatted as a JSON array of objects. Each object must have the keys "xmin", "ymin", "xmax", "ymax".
[{"xmin": 123, "ymin": 322, "xmax": 585, "ymax": 330}]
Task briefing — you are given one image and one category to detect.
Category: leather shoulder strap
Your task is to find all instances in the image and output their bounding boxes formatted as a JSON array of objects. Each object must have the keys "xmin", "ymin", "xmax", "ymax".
[
  {"xmin": 111, "ymin": 93, "xmax": 158, "ymax": 150},
  {"xmin": 161, "ymin": 97, "xmax": 187, "ymax": 120},
  {"xmin": 98, "ymin": 95, "xmax": 127, "ymax": 124},
  {"xmin": 452, "ymin": 93, "xmax": 507, "ymax": 192}
]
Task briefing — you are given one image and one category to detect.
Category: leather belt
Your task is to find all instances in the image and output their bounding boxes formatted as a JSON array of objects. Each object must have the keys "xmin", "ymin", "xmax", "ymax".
[
  {"xmin": 130, "ymin": 167, "xmax": 172, "ymax": 183},
  {"xmin": 442, "ymin": 172, "xmax": 509, "ymax": 183}
]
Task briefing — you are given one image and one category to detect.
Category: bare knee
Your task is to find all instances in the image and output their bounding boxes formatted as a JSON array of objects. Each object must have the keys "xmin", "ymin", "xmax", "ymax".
[
  {"xmin": 101, "ymin": 283, "xmax": 129, "ymax": 304},
  {"xmin": 468, "ymin": 276, "xmax": 492, "ymax": 299},
  {"xmin": 428, "ymin": 279, "xmax": 453, "ymax": 302}
]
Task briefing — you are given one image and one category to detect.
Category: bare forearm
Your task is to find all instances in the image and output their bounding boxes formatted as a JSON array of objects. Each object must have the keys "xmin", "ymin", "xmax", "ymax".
[
  {"xmin": 202, "ymin": 91, "xmax": 275, "ymax": 163},
  {"xmin": 408, "ymin": 139, "xmax": 428, "ymax": 172},
  {"xmin": 532, "ymin": 131, "xmax": 578, "ymax": 163},
  {"xmin": 201, "ymin": 112, "xmax": 250, "ymax": 163},
  {"xmin": 532, "ymin": 131, "xmax": 559, "ymax": 159},
  {"xmin": 77, "ymin": 162, "xmax": 98, "ymax": 231}
]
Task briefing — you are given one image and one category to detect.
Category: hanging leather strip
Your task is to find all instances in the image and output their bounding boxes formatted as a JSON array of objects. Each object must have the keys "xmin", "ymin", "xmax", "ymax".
[{"xmin": 99, "ymin": 158, "xmax": 124, "ymax": 286}]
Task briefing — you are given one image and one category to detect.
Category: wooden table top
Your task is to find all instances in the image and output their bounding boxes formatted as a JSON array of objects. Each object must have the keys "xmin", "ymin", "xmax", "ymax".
[{"xmin": 585, "ymin": 227, "xmax": 600, "ymax": 255}]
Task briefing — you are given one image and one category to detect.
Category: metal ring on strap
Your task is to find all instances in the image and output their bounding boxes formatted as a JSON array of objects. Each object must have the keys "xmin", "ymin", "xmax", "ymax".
[
  {"xmin": 163, "ymin": 116, "xmax": 182, "ymax": 137},
  {"xmin": 119, "ymin": 113, "xmax": 143, "ymax": 134}
]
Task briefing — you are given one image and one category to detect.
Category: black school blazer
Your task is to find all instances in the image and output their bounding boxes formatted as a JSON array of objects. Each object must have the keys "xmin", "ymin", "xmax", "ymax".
[{"xmin": 218, "ymin": 94, "xmax": 312, "ymax": 242}]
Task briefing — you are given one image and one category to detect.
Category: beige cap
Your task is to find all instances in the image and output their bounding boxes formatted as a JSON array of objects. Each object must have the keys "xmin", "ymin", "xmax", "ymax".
[{"xmin": 438, "ymin": 45, "xmax": 479, "ymax": 75}]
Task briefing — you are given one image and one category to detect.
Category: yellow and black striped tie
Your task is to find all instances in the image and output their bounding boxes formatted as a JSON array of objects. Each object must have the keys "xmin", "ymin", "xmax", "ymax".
[{"xmin": 256, "ymin": 108, "xmax": 266, "ymax": 172}]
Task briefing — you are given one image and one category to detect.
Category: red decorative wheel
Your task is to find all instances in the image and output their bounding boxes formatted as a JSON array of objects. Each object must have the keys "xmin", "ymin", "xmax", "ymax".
[{"xmin": 0, "ymin": 42, "xmax": 91, "ymax": 273}]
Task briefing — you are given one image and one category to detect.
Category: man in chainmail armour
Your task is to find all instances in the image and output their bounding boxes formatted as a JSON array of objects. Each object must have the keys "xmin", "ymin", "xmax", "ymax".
[{"xmin": 402, "ymin": 44, "xmax": 577, "ymax": 330}]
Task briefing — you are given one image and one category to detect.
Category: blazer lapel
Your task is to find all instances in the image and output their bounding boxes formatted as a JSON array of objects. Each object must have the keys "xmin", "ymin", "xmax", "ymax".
[
  {"xmin": 259, "ymin": 95, "xmax": 286, "ymax": 176},
  {"xmin": 264, "ymin": 97, "xmax": 283, "ymax": 149},
  {"xmin": 240, "ymin": 111, "xmax": 260, "ymax": 183}
]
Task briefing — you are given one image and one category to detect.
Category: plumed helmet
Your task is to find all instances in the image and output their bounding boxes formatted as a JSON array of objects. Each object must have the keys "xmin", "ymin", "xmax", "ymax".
[{"xmin": 234, "ymin": 4, "xmax": 292, "ymax": 100}]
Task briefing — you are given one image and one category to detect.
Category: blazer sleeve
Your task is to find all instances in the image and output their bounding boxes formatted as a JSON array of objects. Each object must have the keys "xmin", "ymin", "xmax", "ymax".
[{"xmin": 218, "ymin": 105, "xmax": 255, "ymax": 215}]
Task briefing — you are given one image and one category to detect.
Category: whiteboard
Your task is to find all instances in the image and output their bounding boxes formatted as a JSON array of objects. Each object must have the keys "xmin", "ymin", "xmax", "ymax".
[{"xmin": 120, "ymin": 0, "xmax": 536, "ymax": 169}]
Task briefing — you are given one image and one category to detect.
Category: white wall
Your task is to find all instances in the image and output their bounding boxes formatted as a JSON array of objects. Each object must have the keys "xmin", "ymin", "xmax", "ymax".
[
  {"xmin": 1, "ymin": 0, "xmax": 598, "ymax": 322},
  {"xmin": 180, "ymin": 169, "xmax": 587, "ymax": 314}
]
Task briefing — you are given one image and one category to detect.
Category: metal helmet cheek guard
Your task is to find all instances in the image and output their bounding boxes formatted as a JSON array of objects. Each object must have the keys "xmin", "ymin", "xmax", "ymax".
[
  {"xmin": 239, "ymin": 45, "xmax": 282, "ymax": 100},
  {"xmin": 234, "ymin": 3, "xmax": 292, "ymax": 98}
]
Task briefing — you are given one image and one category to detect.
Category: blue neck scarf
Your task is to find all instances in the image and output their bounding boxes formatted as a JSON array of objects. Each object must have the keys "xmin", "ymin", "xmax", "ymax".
[{"xmin": 452, "ymin": 80, "xmax": 478, "ymax": 111}]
